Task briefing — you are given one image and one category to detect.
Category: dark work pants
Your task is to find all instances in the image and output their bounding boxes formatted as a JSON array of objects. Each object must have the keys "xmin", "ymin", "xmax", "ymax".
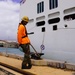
[{"xmin": 20, "ymin": 44, "xmax": 31, "ymax": 67}]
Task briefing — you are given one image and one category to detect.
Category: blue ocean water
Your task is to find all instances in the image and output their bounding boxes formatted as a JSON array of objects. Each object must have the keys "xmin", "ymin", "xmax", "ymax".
[{"xmin": 0, "ymin": 47, "xmax": 24, "ymax": 56}]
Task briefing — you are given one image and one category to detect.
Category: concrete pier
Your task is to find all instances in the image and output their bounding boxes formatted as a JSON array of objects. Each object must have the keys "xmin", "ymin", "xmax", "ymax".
[{"xmin": 0, "ymin": 52, "xmax": 75, "ymax": 75}]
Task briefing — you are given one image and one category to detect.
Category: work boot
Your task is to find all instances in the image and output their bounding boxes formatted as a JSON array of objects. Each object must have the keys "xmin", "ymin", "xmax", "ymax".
[
  {"xmin": 22, "ymin": 62, "xmax": 32, "ymax": 69},
  {"xmin": 27, "ymin": 63, "xmax": 32, "ymax": 69},
  {"xmin": 22, "ymin": 65, "xmax": 27, "ymax": 69}
]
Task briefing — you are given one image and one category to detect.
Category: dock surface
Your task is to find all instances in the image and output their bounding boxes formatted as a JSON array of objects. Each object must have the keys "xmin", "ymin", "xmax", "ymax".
[{"xmin": 0, "ymin": 55, "xmax": 74, "ymax": 75}]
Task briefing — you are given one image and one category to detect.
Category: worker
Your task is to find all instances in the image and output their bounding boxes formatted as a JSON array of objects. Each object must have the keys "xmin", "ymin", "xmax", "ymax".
[{"xmin": 17, "ymin": 16, "xmax": 32, "ymax": 69}]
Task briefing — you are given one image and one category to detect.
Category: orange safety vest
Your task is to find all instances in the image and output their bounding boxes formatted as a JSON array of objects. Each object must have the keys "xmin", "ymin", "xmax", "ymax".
[{"xmin": 17, "ymin": 23, "xmax": 30, "ymax": 44}]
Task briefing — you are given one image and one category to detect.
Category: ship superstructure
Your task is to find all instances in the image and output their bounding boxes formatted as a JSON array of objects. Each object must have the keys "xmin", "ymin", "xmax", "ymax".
[{"xmin": 20, "ymin": 0, "xmax": 75, "ymax": 64}]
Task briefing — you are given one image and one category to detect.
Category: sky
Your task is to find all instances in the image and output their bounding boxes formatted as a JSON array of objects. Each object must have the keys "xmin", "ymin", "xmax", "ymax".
[{"xmin": 0, "ymin": 0, "xmax": 21, "ymax": 42}]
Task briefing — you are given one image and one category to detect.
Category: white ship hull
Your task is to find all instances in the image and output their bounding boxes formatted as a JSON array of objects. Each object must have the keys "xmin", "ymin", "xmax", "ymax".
[{"xmin": 20, "ymin": 0, "xmax": 75, "ymax": 64}]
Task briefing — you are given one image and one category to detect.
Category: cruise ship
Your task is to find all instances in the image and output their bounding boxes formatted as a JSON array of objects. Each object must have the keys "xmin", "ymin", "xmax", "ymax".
[{"xmin": 20, "ymin": 0, "xmax": 75, "ymax": 64}]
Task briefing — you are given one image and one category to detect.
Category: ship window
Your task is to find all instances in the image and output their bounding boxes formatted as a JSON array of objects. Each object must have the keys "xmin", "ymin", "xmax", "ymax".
[
  {"xmin": 48, "ymin": 17, "xmax": 60, "ymax": 24},
  {"xmin": 53, "ymin": 25, "xmax": 57, "ymax": 30},
  {"xmin": 37, "ymin": 1, "xmax": 44, "ymax": 14},
  {"xmin": 49, "ymin": 0, "xmax": 58, "ymax": 10},
  {"xmin": 64, "ymin": 7, "xmax": 75, "ymax": 14},
  {"xmin": 64, "ymin": 13, "xmax": 75, "ymax": 21},
  {"xmin": 36, "ymin": 21, "xmax": 45, "ymax": 26},
  {"xmin": 36, "ymin": 16, "xmax": 45, "ymax": 21},
  {"xmin": 42, "ymin": 27, "xmax": 45, "ymax": 32},
  {"xmin": 20, "ymin": 0, "xmax": 26, "ymax": 5},
  {"xmin": 29, "ymin": 19, "xmax": 34, "ymax": 23},
  {"xmin": 48, "ymin": 12, "xmax": 60, "ymax": 18}
]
